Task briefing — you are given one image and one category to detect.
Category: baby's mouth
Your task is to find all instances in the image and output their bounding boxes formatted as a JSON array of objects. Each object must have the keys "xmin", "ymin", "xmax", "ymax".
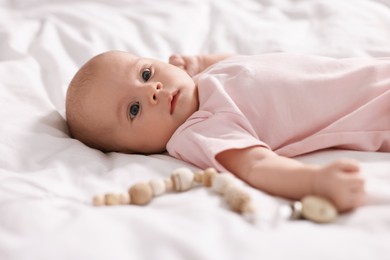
[{"xmin": 170, "ymin": 90, "xmax": 180, "ymax": 114}]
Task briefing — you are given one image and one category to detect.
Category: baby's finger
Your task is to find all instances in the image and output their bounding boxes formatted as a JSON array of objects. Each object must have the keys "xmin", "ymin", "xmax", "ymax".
[
  {"xmin": 169, "ymin": 54, "xmax": 185, "ymax": 68},
  {"xmin": 350, "ymin": 176, "xmax": 365, "ymax": 193},
  {"xmin": 169, "ymin": 54, "xmax": 180, "ymax": 62},
  {"xmin": 333, "ymin": 159, "xmax": 361, "ymax": 174}
]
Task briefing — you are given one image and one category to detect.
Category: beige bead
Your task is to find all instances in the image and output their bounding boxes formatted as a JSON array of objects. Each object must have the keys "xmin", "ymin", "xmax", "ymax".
[
  {"xmin": 164, "ymin": 178, "xmax": 174, "ymax": 192},
  {"xmin": 118, "ymin": 193, "xmax": 131, "ymax": 204},
  {"xmin": 242, "ymin": 202, "xmax": 254, "ymax": 215},
  {"xmin": 202, "ymin": 168, "xmax": 218, "ymax": 187},
  {"xmin": 129, "ymin": 182, "xmax": 153, "ymax": 205},
  {"xmin": 149, "ymin": 179, "xmax": 166, "ymax": 196},
  {"xmin": 92, "ymin": 194, "xmax": 105, "ymax": 206},
  {"xmin": 224, "ymin": 185, "xmax": 251, "ymax": 213},
  {"xmin": 211, "ymin": 174, "xmax": 233, "ymax": 194},
  {"xmin": 105, "ymin": 193, "xmax": 120, "ymax": 206},
  {"xmin": 171, "ymin": 167, "xmax": 194, "ymax": 191},
  {"xmin": 194, "ymin": 170, "xmax": 204, "ymax": 183},
  {"xmin": 301, "ymin": 195, "xmax": 338, "ymax": 223}
]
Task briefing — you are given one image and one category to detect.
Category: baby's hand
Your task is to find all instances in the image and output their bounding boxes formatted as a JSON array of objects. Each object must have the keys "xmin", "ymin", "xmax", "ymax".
[
  {"xmin": 314, "ymin": 159, "xmax": 365, "ymax": 212},
  {"xmin": 169, "ymin": 54, "xmax": 201, "ymax": 77}
]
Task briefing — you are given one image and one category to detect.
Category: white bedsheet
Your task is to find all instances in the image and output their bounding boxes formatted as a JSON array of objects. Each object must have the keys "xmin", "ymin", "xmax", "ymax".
[{"xmin": 0, "ymin": 0, "xmax": 390, "ymax": 259}]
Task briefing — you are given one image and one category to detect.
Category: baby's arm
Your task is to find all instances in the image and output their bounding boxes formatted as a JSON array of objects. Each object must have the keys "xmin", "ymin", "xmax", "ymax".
[
  {"xmin": 169, "ymin": 53, "xmax": 232, "ymax": 76},
  {"xmin": 216, "ymin": 146, "xmax": 365, "ymax": 212}
]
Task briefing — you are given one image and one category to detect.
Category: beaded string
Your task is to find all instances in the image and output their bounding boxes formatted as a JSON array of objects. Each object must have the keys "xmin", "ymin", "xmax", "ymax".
[{"xmin": 92, "ymin": 167, "xmax": 338, "ymax": 223}]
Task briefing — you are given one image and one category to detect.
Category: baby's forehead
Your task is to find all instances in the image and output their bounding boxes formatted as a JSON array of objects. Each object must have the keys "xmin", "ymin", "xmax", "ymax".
[{"xmin": 87, "ymin": 51, "xmax": 141, "ymax": 78}]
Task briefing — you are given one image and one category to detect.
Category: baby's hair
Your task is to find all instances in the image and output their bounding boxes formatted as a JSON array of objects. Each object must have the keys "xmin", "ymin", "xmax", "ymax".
[{"xmin": 65, "ymin": 55, "xmax": 117, "ymax": 152}]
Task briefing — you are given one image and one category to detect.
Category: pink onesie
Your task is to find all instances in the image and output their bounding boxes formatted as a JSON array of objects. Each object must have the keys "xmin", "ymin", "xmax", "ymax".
[{"xmin": 166, "ymin": 53, "xmax": 390, "ymax": 171}]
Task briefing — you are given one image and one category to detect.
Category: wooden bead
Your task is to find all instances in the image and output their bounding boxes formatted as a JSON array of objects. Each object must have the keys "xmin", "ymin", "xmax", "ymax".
[
  {"xmin": 171, "ymin": 168, "xmax": 194, "ymax": 191},
  {"xmin": 301, "ymin": 196, "xmax": 338, "ymax": 223},
  {"xmin": 205, "ymin": 167, "xmax": 218, "ymax": 175},
  {"xmin": 224, "ymin": 185, "xmax": 251, "ymax": 213},
  {"xmin": 164, "ymin": 178, "xmax": 173, "ymax": 192},
  {"xmin": 105, "ymin": 193, "xmax": 120, "ymax": 206},
  {"xmin": 149, "ymin": 179, "xmax": 166, "ymax": 196},
  {"xmin": 290, "ymin": 201, "xmax": 303, "ymax": 220},
  {"xmin": 202, "ymin": 167, "xmax": 218, "ymax": 187},
  {"xmin": 129, "ymin": 183, "xmax": 153, "ymax": 205},
  {"xmin": 194, "ymin": 171, "xmax": 204, "ymax": 183},
  {"xmin": 211, "ymin": 174, "xmax": 233, "ymax": 194},
  {"xmin": 242, "ymin": 203, "xmax": 255, "ymax": 223},
  {"xmin": 242, "ymin": 202, "xmax": 254, "ymax": 215},
  {"xmin": 118, "ymin": 193, "xmax": 131, "ymax": 204},
  {"xmin": 92, "ymin": 194, "xmax": 105, "ymax": 206}
]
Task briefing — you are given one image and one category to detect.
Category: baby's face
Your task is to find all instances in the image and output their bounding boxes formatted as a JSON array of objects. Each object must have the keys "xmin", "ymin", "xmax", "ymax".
[{"xmin": 83, "ymin": 51, "xmax": 198, "ymax": 153}]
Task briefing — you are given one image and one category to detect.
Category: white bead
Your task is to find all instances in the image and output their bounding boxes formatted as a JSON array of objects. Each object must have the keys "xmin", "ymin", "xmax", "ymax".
[
  {"xmin": 149, "ymin": 179, "xmax": 166, "ymax": 196},
  {"xmin": 171, "ymin": 167, "xmax": 194, "ymax": 191},
  {"xmin": 211, "ymin": 174, "xmax": 233, "ymax": 194}
]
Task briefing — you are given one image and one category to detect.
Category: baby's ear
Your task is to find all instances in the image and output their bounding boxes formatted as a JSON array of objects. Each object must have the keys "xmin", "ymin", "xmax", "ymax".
[{"xmin": 169, "ymin": 54, "xmax": 185, "ymax": 70}]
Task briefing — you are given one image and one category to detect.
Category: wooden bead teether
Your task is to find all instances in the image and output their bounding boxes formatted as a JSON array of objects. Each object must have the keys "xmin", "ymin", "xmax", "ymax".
[{"xmin": 92, "ymin": 167, "xmax": 338, "ymax": 224}]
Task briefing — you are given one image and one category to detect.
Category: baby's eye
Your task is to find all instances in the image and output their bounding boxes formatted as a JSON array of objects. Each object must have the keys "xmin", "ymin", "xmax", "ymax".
[
  {"xmin": 141, "ymin": 68, "xmax": 151, "ymax": 82},
  {"xmin": 129, "ymin": 102, "xmax": 140, "ymax": 119}
]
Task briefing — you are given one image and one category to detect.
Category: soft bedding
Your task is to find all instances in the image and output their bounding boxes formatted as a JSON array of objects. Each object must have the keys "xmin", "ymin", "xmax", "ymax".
[{"xmin": 0, "ymin": 0, "xmax": 389, "ymax": 259}]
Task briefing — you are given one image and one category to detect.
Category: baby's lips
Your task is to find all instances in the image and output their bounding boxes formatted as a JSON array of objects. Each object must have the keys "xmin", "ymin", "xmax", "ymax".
[{"xmin": 170, "ymin": 90, "xmax": 179, "ymax": 114}]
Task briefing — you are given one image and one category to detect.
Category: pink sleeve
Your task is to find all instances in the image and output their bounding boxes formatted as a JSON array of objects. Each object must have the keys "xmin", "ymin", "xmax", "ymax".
[{"xmin": 167, "ymin": 111, "xmax": 270, "ymax": 172}]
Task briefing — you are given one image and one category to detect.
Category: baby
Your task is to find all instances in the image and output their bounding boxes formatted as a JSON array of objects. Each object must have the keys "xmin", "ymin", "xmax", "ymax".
[{"xmin": 66, "ymin": 50, "xmax": 390, "ymax": 212}]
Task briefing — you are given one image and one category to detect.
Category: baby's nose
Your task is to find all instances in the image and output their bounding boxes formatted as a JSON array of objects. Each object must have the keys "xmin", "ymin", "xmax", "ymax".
[{"xmin": 148, "ymin": 82, "xmax": 162, "ymax": 104}]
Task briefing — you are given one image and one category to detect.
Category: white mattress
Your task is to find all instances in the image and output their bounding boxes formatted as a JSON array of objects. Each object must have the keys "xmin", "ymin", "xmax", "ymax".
[{"xmin": 1, "ymin": 0, "xmax": 390, "ymax": 259}]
